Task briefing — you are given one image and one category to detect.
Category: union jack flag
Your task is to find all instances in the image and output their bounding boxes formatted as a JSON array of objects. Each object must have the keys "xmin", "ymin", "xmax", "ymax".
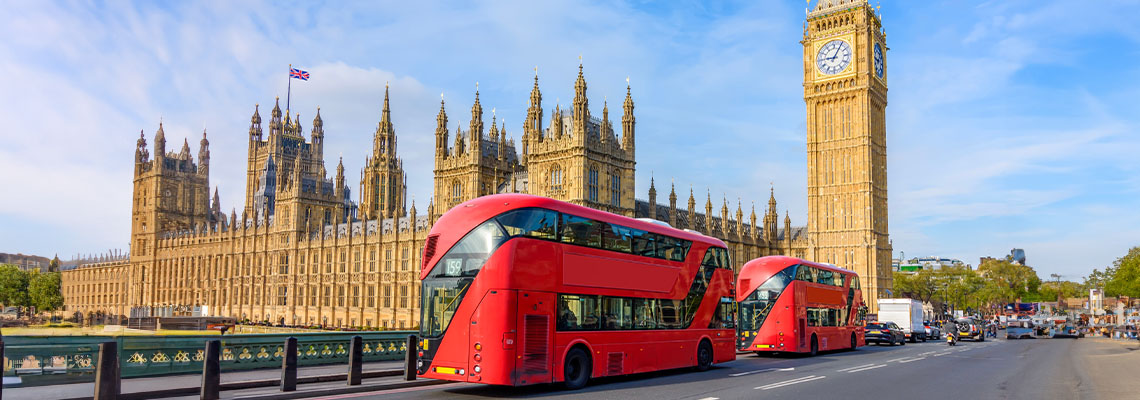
[{"xmin": 290, "ymin": 68, "xmax": 309, "ymax": 81}]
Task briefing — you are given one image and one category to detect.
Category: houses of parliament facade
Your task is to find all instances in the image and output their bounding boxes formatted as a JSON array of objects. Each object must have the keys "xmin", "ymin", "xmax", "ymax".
[{"xmin": 62, "ymin": 0, "xmax": 891, "ymax": 328}]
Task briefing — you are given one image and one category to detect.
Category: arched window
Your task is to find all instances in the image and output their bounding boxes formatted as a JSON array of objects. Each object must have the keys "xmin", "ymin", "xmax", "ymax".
[
  {"xmin": 610, "ymin": 172, "xmax": 621, "ymax": 207},
  {"xmin": 588, "ymin": 167, "xmax": 599, "ymax": 202},
  {"xmin": 551, "ymin": 165, "xmax": 563, "ymax": 191},
  {"xmin": 451, "ymin": 180, "xmax": 462, "ymax": 205}
]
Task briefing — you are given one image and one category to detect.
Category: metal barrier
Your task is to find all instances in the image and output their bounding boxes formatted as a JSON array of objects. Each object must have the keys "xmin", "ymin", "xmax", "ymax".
[{"xmin": 2, "ymin": 331, "xmax": 414, "ymax": 386}]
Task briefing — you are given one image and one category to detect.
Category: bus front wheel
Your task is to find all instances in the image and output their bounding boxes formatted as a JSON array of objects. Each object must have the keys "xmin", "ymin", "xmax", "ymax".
[
  {"xmin": 695, "ymin": 340, "xmax": 713, "ymax": 371},
  {"xmin": 562, "ymin": 347, "xmax": 591, "ymax": 390}
]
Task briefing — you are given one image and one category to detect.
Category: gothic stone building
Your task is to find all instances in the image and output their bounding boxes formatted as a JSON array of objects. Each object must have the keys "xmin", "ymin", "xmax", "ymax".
[{"xmin": 61, "ymin": 64, "xmax": 815, "ymax": 329}]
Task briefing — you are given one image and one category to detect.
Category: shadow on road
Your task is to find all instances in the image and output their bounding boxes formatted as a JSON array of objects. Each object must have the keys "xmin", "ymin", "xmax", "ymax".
[{"xmin": 432, "ymin": 365, "xmax": 733, "ymax": 398}]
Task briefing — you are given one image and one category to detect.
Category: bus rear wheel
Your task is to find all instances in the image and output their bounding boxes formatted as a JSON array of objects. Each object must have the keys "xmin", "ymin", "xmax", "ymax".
[
  {"xmin": 696, "ymin": 340, "xmax": 713, "ymax": 371},
  {"xmin": 562, "ymin": 347, "xmax": 591, "ymax": 390}
]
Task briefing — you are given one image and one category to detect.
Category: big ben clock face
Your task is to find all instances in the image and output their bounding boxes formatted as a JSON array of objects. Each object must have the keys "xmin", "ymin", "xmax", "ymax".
[
  {"xmin": 873, "ymin": 42, "xmax": 885, "ymax": 78},
  {"xmin": 816, "ymin": 39, "xmax": 852, "ymax": 75}
]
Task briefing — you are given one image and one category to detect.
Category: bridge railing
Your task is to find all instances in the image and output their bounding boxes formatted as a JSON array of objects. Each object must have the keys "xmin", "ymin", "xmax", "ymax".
[{"xmin": 2, "ymin": 331, "xmax": 414, "ymax": 386}]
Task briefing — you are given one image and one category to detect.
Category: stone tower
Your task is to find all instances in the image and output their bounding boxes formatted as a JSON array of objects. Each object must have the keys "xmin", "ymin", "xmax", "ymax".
[
  {"xmin": 131, "ymin": 122, "xmax": 212, "ymax": 243},
  {"xmin": 432, "ymin": 86, "xmax": 521, "ymax": 215},
  {"xmin": 803, "ymin": 0, "xmax": 892, "ymax": 311},
  {"xmin": 522, "ymin": 63, "xmax": 636, "ymax": 216},
  {"xmin": 243, "ymin": 99, "xmax": 351, "ymax": 230},
  {"xmin": 360, "ymin": 84, "xmax": 407, "ymax": 220}
]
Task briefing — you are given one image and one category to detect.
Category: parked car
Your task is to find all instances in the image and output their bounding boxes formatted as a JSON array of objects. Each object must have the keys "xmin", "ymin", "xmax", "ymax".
[
  {"xmin": 923, "ymin": 320, "xmax": 941, "ymax": 340},
  {"xmin": 1006, "ymin": 320, "xmax": 1036, "ymax": 339},
  {"xmin": 1053, "ymin": 325, "xmax": 1081, "ymax": 339},
  {"xmin": 956, "ymin": 317, "xmax": 985, "ymax": 342},
  {"xmin": 865, "ymin": 322, "xmax": 906, "ymax": 346}
]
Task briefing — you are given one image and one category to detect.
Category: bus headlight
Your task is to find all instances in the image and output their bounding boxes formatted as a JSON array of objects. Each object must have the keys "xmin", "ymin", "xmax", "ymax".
[
  {"xmin": 473, "ymin": 365, "xmax": 481, "ymax": 373},
  {"xmin": 458, "ymin": 369, "xmax": 466, "ymax": 375},
  {"xmin": 416, "ymin": 359, "xmax": 423, "ymax": 368}
]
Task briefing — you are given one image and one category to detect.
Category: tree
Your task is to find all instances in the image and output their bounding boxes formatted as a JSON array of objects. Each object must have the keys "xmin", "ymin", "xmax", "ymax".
[
  {"xmin": 0, "ymin": 264, "xmax": 30, "ymax": 308},
  {"xmin": 29, "ymin": 271, "xmax": 64, "ymax": 313},
  {"xmin": 892, "ymin": 270, "xmax": 937, "ymax": 304},
  {"xmin": 1105, "ymin": 246, "xmax": 1140, "ymax": 298}
]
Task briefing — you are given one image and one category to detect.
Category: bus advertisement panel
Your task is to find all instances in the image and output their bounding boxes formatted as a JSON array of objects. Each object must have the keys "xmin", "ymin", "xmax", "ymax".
[
  {"xmin": 736, "ymin": 256, "xmax": 865, "ymax": 355},
  {"xmin": 416, "ymin": 194, "xmax": 736, "ymax": 389}
]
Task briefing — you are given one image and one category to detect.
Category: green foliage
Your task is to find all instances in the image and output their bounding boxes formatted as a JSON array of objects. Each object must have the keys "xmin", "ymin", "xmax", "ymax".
[
  {"xmin": 29, "ymin": 271, "xmax": 65, "ymax": 312},
  {"xmin": 0, "ymin": 264, "xmax": 31, "ymax": 307},
  {"xmin": 1105, "ymin": 246, "xmax": 1140, "ymax": 298}
]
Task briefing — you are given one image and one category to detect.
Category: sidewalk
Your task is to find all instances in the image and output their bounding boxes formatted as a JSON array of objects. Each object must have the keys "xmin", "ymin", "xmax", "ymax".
[{"xmin": 3, "ymin": 360, "xmax": 406, "ymax": 400}]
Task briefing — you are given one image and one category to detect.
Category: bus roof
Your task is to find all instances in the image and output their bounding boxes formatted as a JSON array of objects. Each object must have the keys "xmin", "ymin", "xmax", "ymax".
[{"xmin": 423, "ymin": 193, "xmax": 727, "ymax": 278}]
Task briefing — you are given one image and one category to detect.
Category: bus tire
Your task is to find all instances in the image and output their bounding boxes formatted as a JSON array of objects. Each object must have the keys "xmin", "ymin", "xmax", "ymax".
[
  {"xmin": 809, "ymin": 335, "xmax": 819, "ymax": 356},
  {"xmin": 562, "ymin": 347, "xmax": 591, "ymax": 390},
  {"xmin": 696, "ymin": 340, "xmax": 713, "ymax": 371}
]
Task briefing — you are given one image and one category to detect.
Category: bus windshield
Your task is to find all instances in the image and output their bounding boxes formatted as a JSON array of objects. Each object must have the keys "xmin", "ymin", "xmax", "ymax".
[
  {"xmin": 420, "ymin": 220, "xmax": 508, "ymax": 338},
  {"xmin": 739, "ymin": 265, "xmax": 797, "ymax": 335}
]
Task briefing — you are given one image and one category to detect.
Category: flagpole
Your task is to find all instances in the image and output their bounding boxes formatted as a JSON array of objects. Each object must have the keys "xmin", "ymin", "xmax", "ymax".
[{"xmin": 287, "ymin": 63, "xmax": 292, "ymax": 112}]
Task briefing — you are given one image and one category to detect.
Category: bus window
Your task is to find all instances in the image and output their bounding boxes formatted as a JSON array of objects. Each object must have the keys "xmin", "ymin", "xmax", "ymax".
[
  {"xmin": 817, "ymin": 269, "xmax": 834, "ymax": 286},
  {"xmin": 496, "ymin": 208, "xmax": 558, "ymax": 240},
  {"xmin": 560, "ymin": 214, "xmax": 594, "ymax": 247},
  {"xmin": 658, "ymin": 299, "xmax": 684, "ymax": 329},
  {"xmin": 702, "ymin": 248, "xmax": 721, "ymax": 268},
  {"xmin": 716, "ymin": 247, "xmax": 731, "ymax": 269},
  {"xmin": 710, "ymin": 297, "xmax": 736, "ymax": 329},
  {"xmin": 602, "ymin": 297, "xmax": 632, "ymax": 330},
  {"xmin": 631, "ymin": 229, "xmax": 655, "ymax": 257},
  {"xmin": 796, "ymin": 265, "xmax": 816, "ymax": 282},
  {"xmin": 834, "ymin": 273, "xmax": 847, "ymax": 287},
  {"xmin": 661, "ymin": 237, "xmax": 674, "ymax": 262},
  {"xmin": 633, "ymin": 298, "xmax": 659, "ymax": 329},
  {"xmin": 559, "ymin": 294, "xmax": 600, "ymax": 331},
  {"xmin": 604, "ymin": 224, "xmax": 633, "ymax": 253}
]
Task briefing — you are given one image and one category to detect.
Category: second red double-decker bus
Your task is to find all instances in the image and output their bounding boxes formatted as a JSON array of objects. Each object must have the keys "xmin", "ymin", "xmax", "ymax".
[
  {"xmin": 416, "ymin": 194, "xmax": 737, "ymax": 389},
  {"xmin": 736, "ymin": 256, "xmax": 866, "ymax": 355}
]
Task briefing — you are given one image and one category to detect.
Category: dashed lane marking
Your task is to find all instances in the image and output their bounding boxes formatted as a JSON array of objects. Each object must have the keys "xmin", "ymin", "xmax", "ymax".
[
  {"xmin": 697, "ymin": 397, "xmax": 720, "ymax": 400},
  {"xmin": 730, "ymin": 367, "xmax": 795, "ymax": 377},
  {"xmin": 898, "ymin": 357, "xmax": 926, "ymax": 363},
  {"xmin": 933, "ymin": 351, "xmax": 952, "ymax": 356},
  {"xmin": 837, "ymin": 364, "xmax": 876, "ymax": 372},
  {"xmin": 845, "ymin": 364, "xmax": 887, "ymax": 373},
  {"xmin": 756, "ymin": 375, "xmax": 827, "ymax": 390}
]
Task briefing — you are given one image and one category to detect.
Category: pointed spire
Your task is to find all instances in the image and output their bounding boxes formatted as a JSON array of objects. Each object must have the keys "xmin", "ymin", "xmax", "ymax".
[
  {"xmin": 470, "ymin": 82, "xmax": 484, "ymax": 149},
  {"xmin": 622, "ymin": 76, "xmax": 635, "ymax": 151},
  {"xmin": 573, "ymin": 57, "xmax": 588, "ymax": 124},
  {"xmin": 436, "ymin": 92, "xmax": 449, "ymax": 156}
]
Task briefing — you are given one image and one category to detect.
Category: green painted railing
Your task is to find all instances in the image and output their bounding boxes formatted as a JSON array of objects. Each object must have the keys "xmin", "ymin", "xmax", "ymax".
[{"xmin": 2, "ymin": 331, "xmax": 415, "ymax": 386}]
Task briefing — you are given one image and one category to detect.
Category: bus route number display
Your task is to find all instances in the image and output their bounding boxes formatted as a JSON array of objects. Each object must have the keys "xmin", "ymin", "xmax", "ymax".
[{"xmin": 446, "ymin": 259, "xmax": 463, "ymax": 276}]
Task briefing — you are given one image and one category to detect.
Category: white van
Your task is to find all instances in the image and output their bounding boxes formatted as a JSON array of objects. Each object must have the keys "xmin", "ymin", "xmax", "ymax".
[{"xmin": 878, "ymin": 298, "xmax": 927, "ymax": 342}]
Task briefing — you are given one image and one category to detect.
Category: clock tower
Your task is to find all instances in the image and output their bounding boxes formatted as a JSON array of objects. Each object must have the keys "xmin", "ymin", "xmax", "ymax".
[{"xmin": 803, "ymin": 0, "xmax": 891, "ymax": 312}]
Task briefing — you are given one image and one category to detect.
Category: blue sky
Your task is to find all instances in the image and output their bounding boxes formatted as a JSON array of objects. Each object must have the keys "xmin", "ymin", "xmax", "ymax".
[{"xmin": 1, "ymin": 0, "xmax": 1137, "ymax": 280}]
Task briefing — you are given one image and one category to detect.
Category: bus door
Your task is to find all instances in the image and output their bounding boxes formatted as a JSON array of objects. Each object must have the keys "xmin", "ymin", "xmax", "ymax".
[{"xmin": 515, "ymin": 291, "xmax": 554, "ymax": 385}]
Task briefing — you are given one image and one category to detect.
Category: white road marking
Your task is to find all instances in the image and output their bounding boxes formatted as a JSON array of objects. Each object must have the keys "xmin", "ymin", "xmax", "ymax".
[
  {"xmin": 845, "ymin": 364, "xmax": 887, "ymax": 373},
  {"xmin": 756, "ymin": 375, "xmax": 827, "ymax": 390},
  {"xmin": 919, "ymin": 351, "xmax": 937, "ymax": 355},
  {"xmin": 697, "ymin": 397, "xmax": 719, "ymax": 400},
  {"xmin": 898, "ymin": 357, "xmax": 926, "ymax": 363},
  {"xmin": 729, "ymin": 367, "xmax": 795, "ymax": 377},
  {"xmin": 837, "ymin": 363, "xmax": 876, "ymax": 372},
  {"xmin": 933, "ymin": 351, "xmax": 952, "ymax": 356}
]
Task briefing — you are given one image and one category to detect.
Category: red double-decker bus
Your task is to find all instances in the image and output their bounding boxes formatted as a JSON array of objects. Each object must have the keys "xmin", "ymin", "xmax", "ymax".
[
  {"xmin": 416, "ymin": 194, "xmax": 737, "ymax": 389},
  {"xmin": 736, "ymin": 256, "xmax": 866, "ymax": 355}
]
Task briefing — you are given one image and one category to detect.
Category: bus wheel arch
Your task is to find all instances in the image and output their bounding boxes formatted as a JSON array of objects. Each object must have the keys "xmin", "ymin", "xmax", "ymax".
[
  {"xmin": 695, "ymin": 338, "xmax": 713, "ymax": 371},
  {"xmin": 562, "ymin": 343, "xmax": 593, "ymax": 390}
]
